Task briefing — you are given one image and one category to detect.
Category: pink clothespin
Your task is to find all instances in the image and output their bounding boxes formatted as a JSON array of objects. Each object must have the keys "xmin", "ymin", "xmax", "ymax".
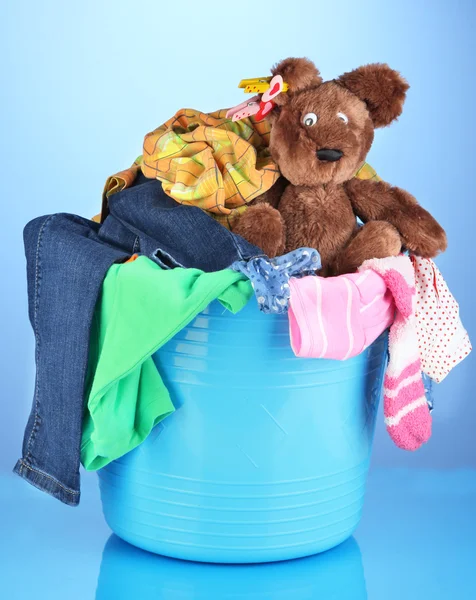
[
  {"xmin": 226, "ymin": 96, "xmax": 260, "ymax": 122},
  {"xmin": 227, "ymin": 75, "xmax": 286, "ymax": 122}
]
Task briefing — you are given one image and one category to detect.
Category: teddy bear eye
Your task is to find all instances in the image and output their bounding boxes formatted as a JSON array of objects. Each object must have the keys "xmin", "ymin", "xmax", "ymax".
[
  {"xmin": 302, "ymin": 113, "xmax": 318, "ymax": 127},
  {"xmin": 337, "ymin": 112, "xmax": 349, "ymax": 124}
]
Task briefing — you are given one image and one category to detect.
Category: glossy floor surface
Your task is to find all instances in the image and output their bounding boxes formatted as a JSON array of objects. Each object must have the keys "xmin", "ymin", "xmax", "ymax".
[{"xmin": 1, "ymin": 468, "xmax": 475, "ymax": 599}]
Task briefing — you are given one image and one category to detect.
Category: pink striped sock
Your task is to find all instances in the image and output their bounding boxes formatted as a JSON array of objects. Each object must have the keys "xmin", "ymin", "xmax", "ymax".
[
  {"xmin": 384, "ymin": 358, "xmax": 432, "ymax": 450},
  {"xmin": 360, "ymin": 257, "xmax": 432, "ymax": 451}
]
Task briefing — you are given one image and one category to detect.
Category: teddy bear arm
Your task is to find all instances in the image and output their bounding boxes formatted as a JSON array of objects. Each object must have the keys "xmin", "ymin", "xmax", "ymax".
[
  {"xmin": 252, "ymin": 176, "xmax": 289, "ymax": 209},
  {"xmin": 231, "ymin": 204, "xmax": 286, "ymax": 258},
  {"xmin": 230, "ymin": 177, "xmax": 289, "ymax": 257},
  {"xmin": 344, "ymin": 178, "xmax": 447, "ymax": 258}
]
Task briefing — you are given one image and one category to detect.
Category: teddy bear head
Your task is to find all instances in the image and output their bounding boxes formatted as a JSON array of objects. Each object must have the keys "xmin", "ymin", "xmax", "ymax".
[{"xmin": 267, "ymin": 58, "xmax": 409, "ymax": 186}]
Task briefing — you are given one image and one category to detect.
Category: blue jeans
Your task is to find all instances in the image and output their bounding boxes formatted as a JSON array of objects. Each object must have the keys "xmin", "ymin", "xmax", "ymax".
[{"xmin": 14, "ymin": 178, "xmax": 261, "ymax": 505}]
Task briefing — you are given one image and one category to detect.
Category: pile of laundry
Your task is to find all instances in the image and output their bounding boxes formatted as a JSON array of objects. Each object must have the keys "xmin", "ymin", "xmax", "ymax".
[{"xmin": 14, "ymin": 109, "xmax": 471, "ymax": 507}]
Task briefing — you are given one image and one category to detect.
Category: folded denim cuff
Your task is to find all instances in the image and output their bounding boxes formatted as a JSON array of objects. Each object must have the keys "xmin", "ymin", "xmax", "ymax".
[{"xmin": 13, "ymin": 459, "xmax": 80, "ymax": 507}]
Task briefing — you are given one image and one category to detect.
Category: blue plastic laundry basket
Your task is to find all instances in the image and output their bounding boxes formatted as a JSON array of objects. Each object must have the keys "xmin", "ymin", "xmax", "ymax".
[{"xmin": 98, "ymin": 300, "xmax": 387, "ymax": 563}]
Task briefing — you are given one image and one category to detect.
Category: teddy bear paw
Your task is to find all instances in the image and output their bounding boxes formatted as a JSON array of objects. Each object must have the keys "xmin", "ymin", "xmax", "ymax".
[{"xmin": 232, "ymin": 204, "xmax": 286, "ymax": 258}]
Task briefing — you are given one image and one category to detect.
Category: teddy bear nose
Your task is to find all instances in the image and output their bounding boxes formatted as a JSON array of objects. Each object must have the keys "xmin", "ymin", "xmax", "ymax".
[{"xmin": 316, "ymin": 148, "xmax": 343, "ymax": 162}]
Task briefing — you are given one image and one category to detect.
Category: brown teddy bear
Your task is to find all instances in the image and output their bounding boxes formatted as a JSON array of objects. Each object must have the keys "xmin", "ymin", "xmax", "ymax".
[{"xmin": 232, "ymin": 58, "xmax": 447, "ymax": 275}]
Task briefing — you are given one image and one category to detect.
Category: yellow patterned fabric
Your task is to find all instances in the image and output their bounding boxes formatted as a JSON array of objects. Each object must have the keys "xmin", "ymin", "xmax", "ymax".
[
  {"xmin": 96, "ymin": 109, "xmax": 379, "ymax": 227},
  {"xmin": 98, "ymin": 109, "xmax": 279, "ymax": 227},
  {"xmin": 142, "ymin": 108, "xmax": 280, "ymax": 226},
  {"xmin": 354, "ymin": 161, "xmax": 381, "ymax": 182}
]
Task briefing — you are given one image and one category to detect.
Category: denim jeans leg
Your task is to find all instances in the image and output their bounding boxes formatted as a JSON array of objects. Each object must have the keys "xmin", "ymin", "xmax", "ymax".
[
  {"xmin": 14, "ymin": 214, "xmax": 130, "ymax": 505},
  {"xmin": 15, "ymin": 179, "xmax": 265, "ymax": 506}
]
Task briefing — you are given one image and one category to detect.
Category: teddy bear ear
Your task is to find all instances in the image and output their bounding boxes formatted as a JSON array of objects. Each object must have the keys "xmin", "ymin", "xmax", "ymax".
[
  {"xmin": 337, "ymin": 63, "xmax": 409, "ymax": 128},
  {"xmin": 271, "ymin": 57, "xmax": 322, "ymax": 105}
]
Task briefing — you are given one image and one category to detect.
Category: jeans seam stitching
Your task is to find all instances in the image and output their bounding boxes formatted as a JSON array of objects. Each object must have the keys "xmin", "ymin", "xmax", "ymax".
[
  {"xmin": 18, "ymin": 460, "xmax": 79, "ymax": 496},
  {"xmin": 228, "ymin": 228, "xmax": 265, "ymax": 261},
  {"xmin": 25, "ymin": 214, "xmax": 56, "ymax": 463},
  {"xmin": 229, "ymin": 231, "xmax": 247, "ymax": 261}
]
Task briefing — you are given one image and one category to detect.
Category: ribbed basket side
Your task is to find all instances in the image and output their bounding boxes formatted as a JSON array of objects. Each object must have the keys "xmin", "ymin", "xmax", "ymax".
[
  {"xmin": 99, "ymin": 461, "xmax": 369, "ymax": 562},
  {"xmin": 99, "ymin": 300, "xmax": 386, "ymax": 563}
]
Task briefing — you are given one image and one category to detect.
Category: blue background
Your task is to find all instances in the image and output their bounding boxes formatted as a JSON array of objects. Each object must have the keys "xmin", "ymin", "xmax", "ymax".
[
  {"xmin": 1, "ymin": 2, "xmax": 475, "ymax": 599},
  {"xmin": 1, "ymin": 0, "xmax": 475, "ymax": 476}
]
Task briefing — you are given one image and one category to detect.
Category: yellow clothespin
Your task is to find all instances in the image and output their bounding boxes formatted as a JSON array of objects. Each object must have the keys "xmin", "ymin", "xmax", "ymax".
[{"xmin": 238, "ymin": 77, "xmax": 289, "ymax": 94}]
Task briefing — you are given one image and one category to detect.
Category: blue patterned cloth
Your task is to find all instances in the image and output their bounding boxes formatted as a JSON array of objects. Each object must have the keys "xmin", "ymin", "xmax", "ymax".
[
  {"xmin": 422, "ymin": 373, "xmax": 434, "ymax": 412},
  {"xmin": 231, "ymin": 248, "xmax": 321, "ymax": 314}
]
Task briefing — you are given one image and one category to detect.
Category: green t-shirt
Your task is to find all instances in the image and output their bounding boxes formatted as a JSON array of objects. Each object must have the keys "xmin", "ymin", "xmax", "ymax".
[{"xmin": 81, "ymin": 256, "xmax": 252, "ymax": 470}]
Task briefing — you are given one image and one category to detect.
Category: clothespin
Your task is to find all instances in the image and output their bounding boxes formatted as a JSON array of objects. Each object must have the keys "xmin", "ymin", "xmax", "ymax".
[
  {"xmin": 227, "ymin": 74, "xmax": 288, "ymax": 122},
  {"xmin": 238, "ymin": 77, "xmax": 289, "ymax": 94},
  {"xmin": 226, "ymin": 96, "xmax": 260, "ymax": 121}
]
